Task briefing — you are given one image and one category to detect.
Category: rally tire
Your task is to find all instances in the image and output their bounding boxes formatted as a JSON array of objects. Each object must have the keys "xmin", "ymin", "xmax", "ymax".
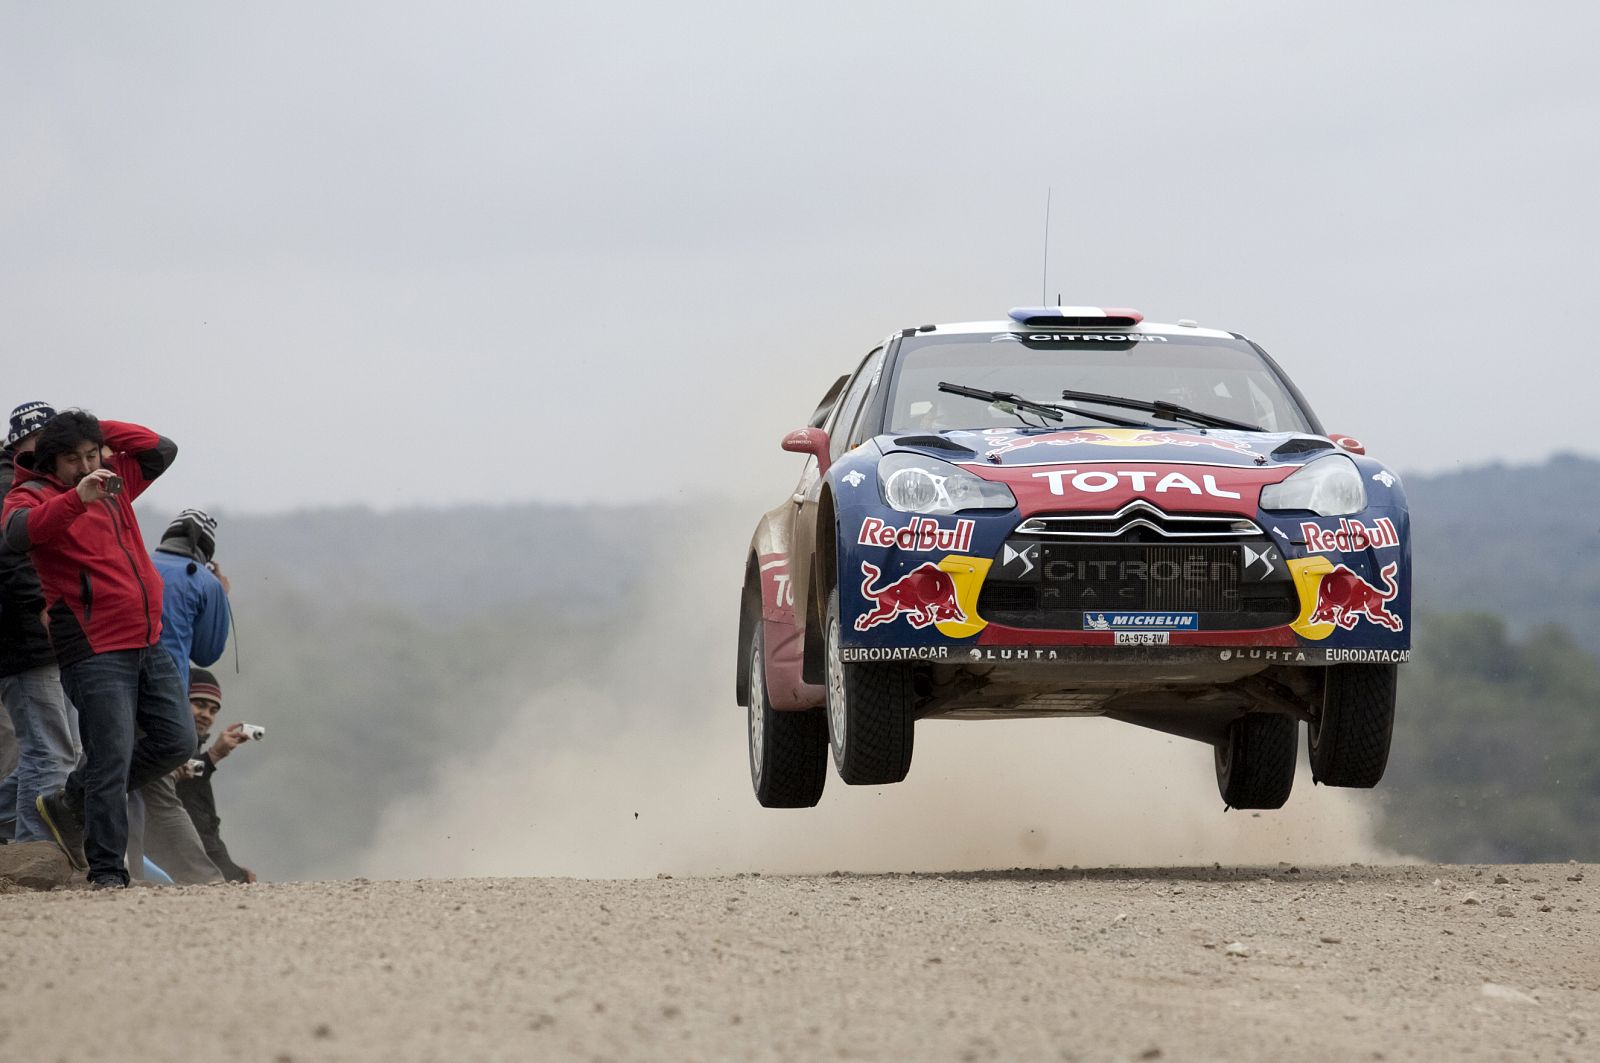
[
  {"xmin": 1309, "ymin": 663, "xmax": 1397, "ymax": 788},
  {"xmin": 1215, "ymin": 713, "xmax": 1298, "ymax": 810},
  {"xmin": 747, "ymin": 625, "xmax": 828, "ymax": 808},
  {"xmin": 825, "ymin": 588, "xmax": 915, "ymax": 786}
]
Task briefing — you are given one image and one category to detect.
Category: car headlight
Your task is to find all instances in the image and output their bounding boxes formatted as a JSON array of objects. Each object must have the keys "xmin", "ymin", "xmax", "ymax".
[
  {"xmin": 1259, "ymin": 455, "xmax": 1367, "ymax": 517},
  {"xmin": 878, "ymin": 452, "xmax": 1016, "ymax": 515}
]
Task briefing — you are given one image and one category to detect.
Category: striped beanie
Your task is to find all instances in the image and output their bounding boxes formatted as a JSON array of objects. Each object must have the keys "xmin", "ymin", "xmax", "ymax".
[
  {"xmin": 189, "ymin": 667, "xmax": 222, "ymax": 705},
  {"xmin": 5, "ymin": 401, "xmax": 56, "ymax": 449},
  {"xmin": 164, "ymin": 508, "xmax": 218, "ymax": 563}
]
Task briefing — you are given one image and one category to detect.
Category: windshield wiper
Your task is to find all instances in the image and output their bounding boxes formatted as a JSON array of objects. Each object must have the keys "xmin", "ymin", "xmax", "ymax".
[
  {"xmin": 1059, "ymin": 389, "xmax": 1262, "ymax": 432},
  {"xmin": 938, "ymin": 382, "xmax": 1151, "ymax": 429}
]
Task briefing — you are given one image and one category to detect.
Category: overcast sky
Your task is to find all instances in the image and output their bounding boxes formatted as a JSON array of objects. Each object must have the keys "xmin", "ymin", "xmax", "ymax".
[{"xmin": 3, "ymin": 2, "xmax": 1596, "ymax": 516}]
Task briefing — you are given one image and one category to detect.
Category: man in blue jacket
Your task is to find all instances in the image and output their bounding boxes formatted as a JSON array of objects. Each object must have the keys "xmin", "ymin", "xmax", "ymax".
[
  {"xmin": 153, "ymin": 507, "xmax": 229, "ymax": 690},
  {"xmin": 129, "ymin": 508, "xmax": 231, "ymax": 884}
]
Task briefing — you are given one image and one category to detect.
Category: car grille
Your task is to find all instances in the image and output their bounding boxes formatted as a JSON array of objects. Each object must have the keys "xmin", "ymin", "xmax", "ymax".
[
  {"xmin": 978, "ymin": 510, "xmax": 1298, "ymax": 631},
  {"xmin": 1015, "ymin": 502, "xmax": 1260, "ymax": 540}
]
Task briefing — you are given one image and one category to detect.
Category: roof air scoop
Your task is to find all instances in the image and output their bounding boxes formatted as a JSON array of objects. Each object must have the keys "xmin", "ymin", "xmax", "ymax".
[{"xmin": 1009, "ymin": 306, "xmax": 1144, "ymax": 329}]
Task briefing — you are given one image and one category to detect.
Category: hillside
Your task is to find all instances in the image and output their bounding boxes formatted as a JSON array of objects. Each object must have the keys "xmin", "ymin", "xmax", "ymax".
[{"xmin": 129, "ymin": 456, "xmax": 1599, "ymax": 878}]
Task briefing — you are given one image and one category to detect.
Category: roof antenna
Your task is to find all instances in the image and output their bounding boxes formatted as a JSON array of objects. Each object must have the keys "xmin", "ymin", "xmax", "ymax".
[{"xmin": 1040, "ymin": 187, "xmax": 1051, "ymax": 305}]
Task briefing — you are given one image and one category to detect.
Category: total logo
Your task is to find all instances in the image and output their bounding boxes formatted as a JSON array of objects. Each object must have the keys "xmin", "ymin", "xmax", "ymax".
[
  {"xmin": 1031, "ymin": 468, "xmax": 1242, "ymax": 499},
  {"xmin": 1299, "ymin": 517, "xmax": 1400, "ymax": 553},
  {"xmin": 857, "ymin": 516, "xmax": 975, "ymax": 553}
]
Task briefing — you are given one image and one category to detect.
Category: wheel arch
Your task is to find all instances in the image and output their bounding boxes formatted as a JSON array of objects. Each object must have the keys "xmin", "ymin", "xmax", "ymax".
[
  {"xmin": 736, "ymin": 552, "xmax": 760, "ymax": 707},
  {"xmin": 801, "ymin": 487, "xmax": 839, "ymax": 685}
]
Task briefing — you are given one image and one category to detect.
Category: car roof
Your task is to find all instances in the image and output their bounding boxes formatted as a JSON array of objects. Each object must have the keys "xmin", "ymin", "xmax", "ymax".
[{"xmin": 905, "ymin": 319, "xmax": 1241, "ymax": 342}]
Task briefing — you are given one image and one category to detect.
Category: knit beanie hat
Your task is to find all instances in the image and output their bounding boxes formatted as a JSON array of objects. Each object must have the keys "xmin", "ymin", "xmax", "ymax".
[
  {"xmin": 5, "ymin": 401, "xmax": 56, "ymax": 450},
  {"xmin": 163, "ymin": 508, "xmax": 218, "ymax": 563},
  {"xmin": 189, "ymin": 667, "xmax": 222, "ymax": 706}
]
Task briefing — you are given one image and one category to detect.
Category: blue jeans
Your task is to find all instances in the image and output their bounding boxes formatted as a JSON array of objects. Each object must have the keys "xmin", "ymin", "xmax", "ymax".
[
  {"xmin": 0, "ymin": 665, "xmax": 81, "ymax": 842},
  {"xmin": 60, "ymin": 648, "xmax": 195, "ymax": 882}
]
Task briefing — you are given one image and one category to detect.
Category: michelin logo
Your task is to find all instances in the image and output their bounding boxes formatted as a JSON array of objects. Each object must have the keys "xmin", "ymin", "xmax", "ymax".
[{"xmin": 1084, "ymin": 612, "xmax": 1200, "ymax": 632}]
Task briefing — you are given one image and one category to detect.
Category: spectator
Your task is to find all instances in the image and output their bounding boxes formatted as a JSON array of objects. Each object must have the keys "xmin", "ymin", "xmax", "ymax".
[
  {"xmin": 127, "ymin": 506, "xmax": 234, "ymax": 885},
  {"xmin": 0, "ymin": 402, "xmax": 82, "ymax": 846},
  {"xmin": 175, "ymin": 668, "xmax": 255, "ymax": 883},
  {"xmin": 0, "ymin": 698, "xmax": 14, "ymax": 842},
  {"xmin": 2, "ymin": 411, "xmax": 193, "ymax": 888},
  {"xmin": 152, "ymin": 507, "xmax": 228, "ymax": 689}
]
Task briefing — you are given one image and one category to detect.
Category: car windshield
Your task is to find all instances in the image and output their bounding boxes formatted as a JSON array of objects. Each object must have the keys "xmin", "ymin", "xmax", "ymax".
[{"xmin": 887, "ymin": 332, "xmax": 1316, "ymax": 435}]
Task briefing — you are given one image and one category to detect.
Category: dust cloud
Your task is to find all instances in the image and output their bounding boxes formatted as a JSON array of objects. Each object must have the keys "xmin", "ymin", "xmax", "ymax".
[{"xmin": 359, "ymin": 517, "xmax": 1391, "ymax": 880}]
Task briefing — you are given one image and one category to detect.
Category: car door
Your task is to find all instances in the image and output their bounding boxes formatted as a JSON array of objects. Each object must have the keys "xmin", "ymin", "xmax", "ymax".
[{"xmin": 790, "ymin": 346, "xmax": 885, "ymax": 650}]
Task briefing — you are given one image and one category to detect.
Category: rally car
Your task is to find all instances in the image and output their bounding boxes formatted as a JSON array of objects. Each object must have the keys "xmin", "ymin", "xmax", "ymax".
[{"xmin": 737, "ymin": 307, "xmax": 1410, "ymax": 810}]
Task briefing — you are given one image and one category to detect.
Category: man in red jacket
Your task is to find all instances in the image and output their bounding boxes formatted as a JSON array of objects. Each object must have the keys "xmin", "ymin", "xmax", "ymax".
[{"xmin": 1, "ymin": 410, "xmax": 194, "ymax": 887}]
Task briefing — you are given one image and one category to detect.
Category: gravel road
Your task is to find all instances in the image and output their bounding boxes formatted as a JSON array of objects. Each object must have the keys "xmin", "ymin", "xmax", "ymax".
[{"xmin": 2, "ymin": 863, "xmax": 1595, "ymax": 1062}]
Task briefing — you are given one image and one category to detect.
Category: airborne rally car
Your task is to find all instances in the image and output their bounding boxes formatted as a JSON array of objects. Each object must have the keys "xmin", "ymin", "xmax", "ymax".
[{"xmin": 737, "ymin": 307, "xmax": 1410, "ymax": 810}]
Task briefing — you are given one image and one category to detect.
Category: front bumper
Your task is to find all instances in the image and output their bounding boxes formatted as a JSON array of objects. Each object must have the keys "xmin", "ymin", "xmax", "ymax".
[{"xmin": 835, "ymin": 506, "xmax": 1411, "ymax": 667}]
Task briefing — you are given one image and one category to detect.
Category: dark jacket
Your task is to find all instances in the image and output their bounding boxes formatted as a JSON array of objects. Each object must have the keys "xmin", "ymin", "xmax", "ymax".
[
  {"xmin": 0, "ymin": 421, "xmax": 178, "ymax": 666},
  {"xmin": 0, "ymin": 450, "xmax": 55, "ymax": 676},
  {"xmin": 176, "ymin": 751, "xmax": 249, "ymax": 883}
]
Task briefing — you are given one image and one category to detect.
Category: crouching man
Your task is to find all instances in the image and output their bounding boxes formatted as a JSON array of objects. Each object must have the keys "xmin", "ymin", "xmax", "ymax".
[
  {"xmin": 176, "ymin": 669, "xmax": 255, "ymax": 883},
  {"xmin": 0, "ymin": 411, "xmax": 194, "ymax": 887}
]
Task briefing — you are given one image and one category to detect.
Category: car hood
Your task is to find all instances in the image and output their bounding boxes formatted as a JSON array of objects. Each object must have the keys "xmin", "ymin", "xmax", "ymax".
[{"xmin": 881, "ymin": 427, "xmax": 1335, "ymax": 469}]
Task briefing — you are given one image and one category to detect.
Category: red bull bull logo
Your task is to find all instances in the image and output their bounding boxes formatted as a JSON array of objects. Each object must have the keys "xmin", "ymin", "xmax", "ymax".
[
  {"xmin": 982, "ymin": 427, "xmax": 1259, "ymax": 460},
  {"xmin": 1307, "ymin": 562, "xmax": 1403, "ymax": 632},
  {"xmin": 855, "ymin": 561, "xmax": 968, "ymax": 632},
  {"xmin": 1127, "ymin": 431, "xmax": 1255, "ymax": 454},
  {"xmin": 982, "ymin": 430, "xmax": 1119, "ymax": 459}
]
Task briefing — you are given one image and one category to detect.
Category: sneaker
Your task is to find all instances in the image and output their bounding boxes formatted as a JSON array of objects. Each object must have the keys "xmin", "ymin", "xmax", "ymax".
[
  {"xmin": 35, "ymin": 789, "xmax": 87, "ymax": 871},
  {"xmin": 89, "ymin": 874, "xmax": 128, "ymax": 890}
]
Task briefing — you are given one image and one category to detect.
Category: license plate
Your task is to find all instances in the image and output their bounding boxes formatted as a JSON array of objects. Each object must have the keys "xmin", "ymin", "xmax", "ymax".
[{"xmin": 1115, "ymin": 631, "xmax": 1170, "ymax": 646}]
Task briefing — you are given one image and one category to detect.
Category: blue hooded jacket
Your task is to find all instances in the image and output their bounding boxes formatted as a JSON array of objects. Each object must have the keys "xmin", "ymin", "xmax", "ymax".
[{"xmin": 154, "ymin": 544, "xmax": 229, "ymax": 691}]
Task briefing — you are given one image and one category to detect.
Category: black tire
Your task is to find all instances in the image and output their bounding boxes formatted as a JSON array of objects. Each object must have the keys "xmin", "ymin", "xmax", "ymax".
[
  {"xmin": 747, "ymin": 623, "xmax": 828, "ymax": 808},
  {"xmin": 824, "ymin": 588, "xmax": 915, "ymax": 785},
  {"xmin": 1309, "ymin": 663, "xmax": 1397, "ymax": 788},
  {"xmin": 1214, "ymin": 713, "xmax": 1298, "ymax": 810}
]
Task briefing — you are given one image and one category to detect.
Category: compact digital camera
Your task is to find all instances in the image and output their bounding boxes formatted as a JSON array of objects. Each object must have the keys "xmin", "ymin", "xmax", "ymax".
[
  {"xmin": 185, "ymin": 758, "xmax": 207, "ymax": 775},
  {"xmin": 241, "ymin": 724, "xmax": 265, "ymax": 741}
]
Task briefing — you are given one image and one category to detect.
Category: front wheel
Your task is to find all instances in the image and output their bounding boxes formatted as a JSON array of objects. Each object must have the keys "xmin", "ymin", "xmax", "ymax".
[
  {"xmin": 747, "ymin": 623, "xmax": 827, "ymax": 808},
  {"xmin": 1309, "ymin": 663, "xmax": 1397, "ymax": 787},
  {"xmin": 824, "ymin": 588, "xmax": 915, "ymax": 785},
  {"xmin": 1214, "ymin": 713, "xmax": 1298, "ymax": 810}
]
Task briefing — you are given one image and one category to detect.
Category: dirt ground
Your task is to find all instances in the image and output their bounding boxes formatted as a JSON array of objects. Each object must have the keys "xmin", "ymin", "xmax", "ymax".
[{"xmin": 1, "ymin": 863, "xmax": 1595, "ymax": 1062}]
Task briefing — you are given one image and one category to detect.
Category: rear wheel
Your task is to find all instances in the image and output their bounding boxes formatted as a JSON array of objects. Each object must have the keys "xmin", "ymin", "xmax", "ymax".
[
  {"xmin": 824, "ymin": 588, "xmax": 915, "ymax": 785},
  {"xmin": 1214, "ymin": 713, "xmax": 1298, "ymax": 809},
  {"xmin": 1309, "ymin": 663, "xmax": 1397, "ymax": 787},
  {"xmin": 747, "ymin": 624, "xmax": 827, "ymax": 808}
]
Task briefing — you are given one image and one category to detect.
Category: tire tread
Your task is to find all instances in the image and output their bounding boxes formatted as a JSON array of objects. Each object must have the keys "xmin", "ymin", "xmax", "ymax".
[{"xmin": 1310, "ymin": 663, "xmax": 1396, "ymax": 788}]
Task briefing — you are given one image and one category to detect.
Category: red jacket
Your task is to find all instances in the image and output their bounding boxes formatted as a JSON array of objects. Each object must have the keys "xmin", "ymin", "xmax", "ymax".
[{"xmin": 1, "ymin": 421, "xmax": 179, "ymax": 666}]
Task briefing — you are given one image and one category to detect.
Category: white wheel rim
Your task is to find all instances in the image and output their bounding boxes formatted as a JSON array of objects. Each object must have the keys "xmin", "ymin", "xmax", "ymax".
[
  {"xmin": 749, "ymin": 640, "xmax": 765, "ymax": 787},
  {"xmin": 827, "ymin": 608, "xmax": 846, "ymax": 753}
]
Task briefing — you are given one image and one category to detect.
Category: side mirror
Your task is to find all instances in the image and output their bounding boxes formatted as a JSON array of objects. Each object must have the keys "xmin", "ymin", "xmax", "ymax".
[
  {"xmin": 1328, "ymin": 433, "xmax": 1366, "ymax": 456},
  {"xmin": 781, "ymin": 427, "xmax": 832, "ymax": 476}
]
